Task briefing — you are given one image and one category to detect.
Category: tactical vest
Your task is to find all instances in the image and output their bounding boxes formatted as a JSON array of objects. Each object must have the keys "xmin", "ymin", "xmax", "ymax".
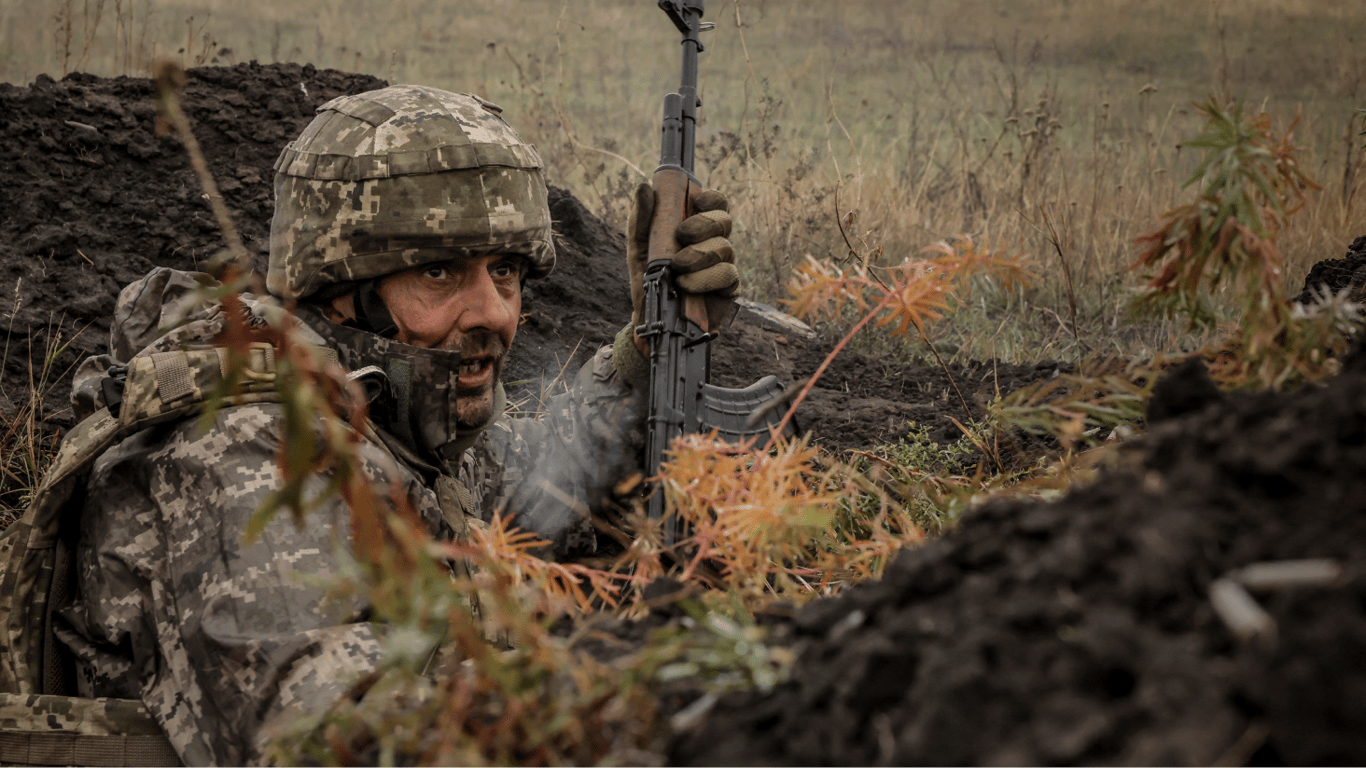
[
  {"xmin": 0, "ymin": 344, "xmax": 285, "ymax": 766},
  {"xmin": 0, "ymin": 346, "xmax": 497, "ymax": 766}
]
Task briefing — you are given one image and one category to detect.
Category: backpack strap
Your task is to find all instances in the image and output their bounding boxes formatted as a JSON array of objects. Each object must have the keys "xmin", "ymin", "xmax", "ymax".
[{"xmin": 2, "ymin": 343, "xmax": 300, "ymax": 693}]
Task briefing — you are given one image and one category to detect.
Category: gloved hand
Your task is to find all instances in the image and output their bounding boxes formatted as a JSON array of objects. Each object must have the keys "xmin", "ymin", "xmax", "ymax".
[{"xmin": 626, "ymin": 182, "xmax": 739, "ymax": 330}]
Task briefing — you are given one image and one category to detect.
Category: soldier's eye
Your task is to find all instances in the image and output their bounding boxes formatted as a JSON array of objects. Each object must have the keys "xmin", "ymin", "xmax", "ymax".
[
  {"xmin": 491, "ymin": 259, "xmax": 522, "ymax": 280},
  {"xmin": 422, "ymin": 266, "xmax": 449, "ymax": 280}
]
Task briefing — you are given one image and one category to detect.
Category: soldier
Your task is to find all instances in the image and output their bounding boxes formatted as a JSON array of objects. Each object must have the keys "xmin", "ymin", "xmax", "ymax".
[{"xmin": 48, "ymin": 84, "xmax": 737, "ymax": 765}]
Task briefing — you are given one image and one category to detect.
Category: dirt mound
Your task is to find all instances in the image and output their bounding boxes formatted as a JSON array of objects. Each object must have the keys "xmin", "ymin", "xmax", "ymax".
[
  {"xmin": 1293, "ymin": 234, "xmax": 1366, "ymax": 304},
  {"xmin": 672, "ymin": 354, "xmax": 1366, "ymax": 765},
  {"xmin": 0, "ymin": 62, "xmax": 385, "ymax": 424},
  {"xmin": 0, "ymin": 62, "xmax": 1050, "ymax": 454}
]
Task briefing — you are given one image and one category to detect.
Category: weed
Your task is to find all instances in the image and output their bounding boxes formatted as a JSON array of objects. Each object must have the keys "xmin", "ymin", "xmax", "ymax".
[
  {"xmin": 0, "ymin": 309, "xmax": 82, "ymax": 527},
  {"xmin": 1130, "ymin": 97, "xmax": 1359, "ymax": 390},
  {"xmin": 991, "ymin": 355, "xmax": 1155, "ymax": 451},
  {"xmin": 778, "ymin": 234, "xmax": 1031, "ymax": 457},
  {"xmin": 840, "ymin": 424, "xmax": 980, "ymax": 538},
  {"xmin": 995, "ymin": 98, "xmax": 1360, "ymax": 450}
]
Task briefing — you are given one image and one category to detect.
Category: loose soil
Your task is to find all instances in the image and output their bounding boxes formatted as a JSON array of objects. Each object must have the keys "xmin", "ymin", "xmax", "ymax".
[
  {"xmin": 4, "ymin": 63, "xmax": 1365, "ymax": 765},
  {"xmin": 1293, "ymin": 234, "xmax": 1366, "ymax": 305},
  {"xmin": 673, "ymin": 349, "xmax": 1366, "ymax": 765}
]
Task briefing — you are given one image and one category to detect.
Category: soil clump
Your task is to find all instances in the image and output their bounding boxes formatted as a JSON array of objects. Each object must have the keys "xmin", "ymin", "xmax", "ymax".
[{"xmin": 1293, "ymin": 234, "xmax": 1366, "ymax": 305}]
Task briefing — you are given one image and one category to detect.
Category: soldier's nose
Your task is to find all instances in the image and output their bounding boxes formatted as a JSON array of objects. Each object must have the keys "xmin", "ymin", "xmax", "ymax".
[{"xmin": 456, "ymin": 269, "xmax": 512, "ymax": 332}]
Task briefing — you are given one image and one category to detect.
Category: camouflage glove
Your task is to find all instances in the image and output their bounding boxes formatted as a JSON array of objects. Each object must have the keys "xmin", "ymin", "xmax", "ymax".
[{"xmin": 626, "ymin": 182, "xmax": 739, "ymax": 330}]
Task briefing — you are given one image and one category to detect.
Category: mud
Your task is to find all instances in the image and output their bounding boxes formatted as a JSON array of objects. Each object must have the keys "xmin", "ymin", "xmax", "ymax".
[
  {"xmin": 5, "ymin": 63, "xmax": 1365, "ymax": 766},
  {"xmin": 0, "ymin": 63, "xmax": 385, "ymax": 425}
]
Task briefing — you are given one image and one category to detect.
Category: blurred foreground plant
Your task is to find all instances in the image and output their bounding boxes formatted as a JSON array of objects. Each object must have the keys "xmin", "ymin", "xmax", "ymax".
[{"xmin": 269, "ymin": 508, "xmax": 673, "ymax": 766}]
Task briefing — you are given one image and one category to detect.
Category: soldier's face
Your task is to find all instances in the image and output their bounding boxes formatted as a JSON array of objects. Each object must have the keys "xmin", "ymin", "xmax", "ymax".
[{"xmin": 378, "ymin": 254, "xmax": 524, "ymax": 428}]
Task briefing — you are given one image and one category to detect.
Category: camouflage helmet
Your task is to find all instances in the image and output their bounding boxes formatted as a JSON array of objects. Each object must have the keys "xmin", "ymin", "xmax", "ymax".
[{"xmin": 268, "ymin": 85, "xmax": 555, "ymax": 300}]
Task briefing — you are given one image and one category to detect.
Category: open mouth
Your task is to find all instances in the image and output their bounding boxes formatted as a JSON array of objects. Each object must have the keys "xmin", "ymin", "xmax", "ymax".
[{"xmin": 459, "ymin": 357, "xmax": 494, "ymax": 379}]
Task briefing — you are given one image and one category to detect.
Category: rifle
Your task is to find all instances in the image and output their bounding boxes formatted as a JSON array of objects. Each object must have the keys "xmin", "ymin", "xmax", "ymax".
[{"xmin": 639, "ymin": 0, "xmax": 794, "ymax": 547}]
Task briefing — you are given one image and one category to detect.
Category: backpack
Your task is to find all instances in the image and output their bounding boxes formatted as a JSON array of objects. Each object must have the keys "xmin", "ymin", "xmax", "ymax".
[{"xmin": 0, "ymin": 308, "xmax": 286, "ymax": 766}]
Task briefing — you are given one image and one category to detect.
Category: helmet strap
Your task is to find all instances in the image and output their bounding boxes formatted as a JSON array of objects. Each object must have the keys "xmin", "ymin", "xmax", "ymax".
[{"xmin": 355, "ymin": 279, "xmax": 400, "ymax": 339}]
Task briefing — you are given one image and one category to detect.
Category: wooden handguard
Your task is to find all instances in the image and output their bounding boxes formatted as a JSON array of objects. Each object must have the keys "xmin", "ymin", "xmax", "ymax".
[{"xmin": 648, "ymin": 166, "xmax": 710, "ymax": 331}]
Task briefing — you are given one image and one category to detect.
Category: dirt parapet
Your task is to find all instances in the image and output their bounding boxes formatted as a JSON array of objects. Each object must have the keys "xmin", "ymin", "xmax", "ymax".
[{"xmin": 673, "ymin": 352, "xmax": 1366, "ymax": 765}]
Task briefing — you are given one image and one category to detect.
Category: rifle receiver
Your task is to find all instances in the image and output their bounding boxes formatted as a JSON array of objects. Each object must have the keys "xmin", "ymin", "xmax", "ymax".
[{"xmin": 642, "ymin": 0, "xmax": 794, "ymax": 549}]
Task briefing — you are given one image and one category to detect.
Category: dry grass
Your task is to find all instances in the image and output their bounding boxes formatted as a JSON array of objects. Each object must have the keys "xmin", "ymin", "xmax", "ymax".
[
  {"xmin": 0, "ymin": 314, "xmax": 81, "ymax": 525},
  {"xmin": 4, "ymin": 1, "xmax": 1363, "ymax": 367}
]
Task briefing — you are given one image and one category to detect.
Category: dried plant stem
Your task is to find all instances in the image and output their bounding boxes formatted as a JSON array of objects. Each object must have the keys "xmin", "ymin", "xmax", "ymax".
[
  {"xmin": 151, "ymin": 59, "xmax": 259, "ymax": 289},
  {"xmin": 1042, "ymin": 208, "xmax": 1081, "ymax": 351},
  {"xmin": 910, "ymin": 317, "xmax": 1001, "ymax": 473},
  {"xmin": 764, "ymin": 290, "xmax": 895, "ymax": 451}
]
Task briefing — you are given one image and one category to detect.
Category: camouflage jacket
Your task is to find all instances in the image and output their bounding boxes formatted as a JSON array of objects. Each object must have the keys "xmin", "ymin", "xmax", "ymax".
[{"xmin": 52, "ymin": 268, "xmax": 645, "ymax": 765}]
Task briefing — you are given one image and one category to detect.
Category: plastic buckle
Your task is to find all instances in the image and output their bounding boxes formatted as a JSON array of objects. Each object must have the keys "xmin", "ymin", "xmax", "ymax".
[
  {"xmin": 102, "ymin": 364, "xmax": 129, "ymax": 418},
  {"xmin": 242, "ymin": 342, "xmax": 277, "ymax": 382}
]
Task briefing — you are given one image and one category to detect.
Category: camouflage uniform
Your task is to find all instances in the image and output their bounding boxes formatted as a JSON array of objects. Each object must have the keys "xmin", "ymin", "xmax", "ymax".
[{"xmin": 52, "ymin": 87, "xmax": 658, "ymax": 766}]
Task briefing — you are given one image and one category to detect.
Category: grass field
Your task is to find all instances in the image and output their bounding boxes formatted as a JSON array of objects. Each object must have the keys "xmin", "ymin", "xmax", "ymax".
[{"xmin": 4, "ymin": 0, "xmax": 1366, "ymax": 364}]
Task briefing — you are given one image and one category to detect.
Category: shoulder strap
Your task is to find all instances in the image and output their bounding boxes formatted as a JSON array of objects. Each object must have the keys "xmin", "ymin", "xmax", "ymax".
[
  {"xmin": 0, "ymin": 343, "xmax": 304, "ymax": 692},
  {"xmin": 0, "ymin": 693, "xmax": 181, "ymax": 766}
]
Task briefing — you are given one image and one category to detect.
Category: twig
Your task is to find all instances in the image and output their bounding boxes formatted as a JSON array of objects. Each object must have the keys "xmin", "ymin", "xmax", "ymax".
[
  {"xmin": 947, "ymin": 416, "xmax": 1000, "ymax": 475},
  {"xmin": 911, "ymin": 316, "xmax": 993, "ymax": 469},
  {"xmin": 1233, "ymin": 559, "xmax": 1343, "ymax": 591},
  {"xmin": 1041, "ymin": 208, "xmax": 1082, "ymax": 352},
  {"xmin": 565, "ymin": 140, "xmax": 647, "ymax": 180},
  {"xmin": 151, "ymin": 60, "xmax": 260, "ymax": 292},
  {"xmin": 746, "ymin": 377, "xmax": 809, "ymax": 429},
  {"xmin": 764, "ymin": 290, "xmax": 897, "ymax": 451},
  {"xmin": 832, "ymin": 182, "xmax": 859, "ymax": 266},
  {"xmin": 1209, "ymin": 577, "xmax": 1275, "ymax": 643}
]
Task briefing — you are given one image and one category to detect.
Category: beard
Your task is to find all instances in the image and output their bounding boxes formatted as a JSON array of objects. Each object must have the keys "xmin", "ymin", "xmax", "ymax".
[
  {"xmin": 453, "ymin": 331, "xmax": 509, "ymax": 431},
  {"xmin": 454, "ymin": 362, "xmax": 501, "ymax": 429}
]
